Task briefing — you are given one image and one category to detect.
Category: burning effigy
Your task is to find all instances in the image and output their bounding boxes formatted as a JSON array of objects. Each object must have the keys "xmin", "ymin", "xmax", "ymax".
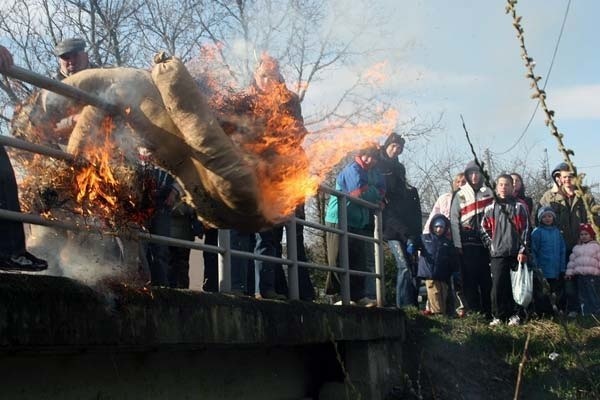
[
  {"xmin": 11, "ymin": 51, "xmax": 399, "ymax": 238},
  {"xmin": 12, "ymin": 54, "xmax": 301, "ymax": 232}
]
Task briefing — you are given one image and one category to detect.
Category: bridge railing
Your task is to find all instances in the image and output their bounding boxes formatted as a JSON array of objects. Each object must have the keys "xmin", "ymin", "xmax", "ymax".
[{"xmin": 0, "ymin": 134, "xmax": 385, "ymax": 307}]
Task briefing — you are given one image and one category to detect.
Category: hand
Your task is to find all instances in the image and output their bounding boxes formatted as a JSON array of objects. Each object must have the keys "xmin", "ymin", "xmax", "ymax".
[{"xmin": 517, "ymin": 253, "xmax": 527, "ymax": 263}]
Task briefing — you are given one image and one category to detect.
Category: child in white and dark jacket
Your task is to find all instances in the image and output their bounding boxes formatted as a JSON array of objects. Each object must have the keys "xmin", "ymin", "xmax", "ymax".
[{"xmin": 565, "ymin": 223, "xmax": 600, "ymax": 315}]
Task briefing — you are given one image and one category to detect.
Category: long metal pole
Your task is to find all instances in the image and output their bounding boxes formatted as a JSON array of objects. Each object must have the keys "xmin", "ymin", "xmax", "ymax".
[
  {"xmin": 338, "ymin": 196, "xmax": 351, "ymax": 305},
  {"xmin": 3, "ymin": 65, "xmax": 121, "ymax": 115},
  {"xmin": 218, "ymin": 229, "xmax": 231, "ymax": 293},
  {"xmin": 0, "ymin": 135, "xmax": 78, "ymax": 163},
  {"xmin": 285, "ymin": 219, "xmax": 299, "ymax": 300},
  {"xmin": 374, "ymin": 209, "xmax": 385, "ymax": 308}
]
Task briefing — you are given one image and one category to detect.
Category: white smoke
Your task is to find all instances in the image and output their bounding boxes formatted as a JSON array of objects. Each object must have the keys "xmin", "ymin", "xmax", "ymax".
[{"xmin": 25, "ymin": 224, "xmax": 144, "ymax": 286}]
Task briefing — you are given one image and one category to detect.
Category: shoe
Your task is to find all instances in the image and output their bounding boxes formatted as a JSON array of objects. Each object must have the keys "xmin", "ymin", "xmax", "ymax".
[
  {"xmin": 567, "ymin": 311, "xmax": 578, "ymax": 318},
  {"xmin": 0, "ymin": 251, "xmax": 48, "ymax": 271},
  {"xmin": 508, "ymin": 315, "xmax": 521, "ymax": 326},
  {"xmin": 261, "ymin": 290, "xmax": 287, "ymax": 301},
  {"xmin": 489, "ymin": 318, "xmax": 502, "ymax": 327},
  {"xmin": 357, "ymin": 297, "xmax": 377, "ymax": 308},
  {"xmin": 456, "ymin": 309, "xmax": 466, "ymax": 318},
  {"xmin": 334, "ymin": 300, "xmax": 357, "ymax": 306},
  {"xmin": 421, "ymin": 309, "xmax": 434, "ymax": 316},
  {"xmin": 254, "ymin": 293, "xmax": 263, "ymax": 300}
]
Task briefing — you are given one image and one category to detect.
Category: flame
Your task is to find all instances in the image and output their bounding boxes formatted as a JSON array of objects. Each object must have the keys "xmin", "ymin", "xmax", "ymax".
[
  {"xmin": 74, "ymin": 116, "xmax": 118, "ymax": 215},
  {"xmin": 188, "ymin": 49, "xmax": 400, "ymax": 222}
]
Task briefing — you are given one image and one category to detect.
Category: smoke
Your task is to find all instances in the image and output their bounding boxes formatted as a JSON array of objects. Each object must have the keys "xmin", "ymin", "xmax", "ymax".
[{"xmin": 25, "ymin": 224, "xmax": 144, "ymax": 287}]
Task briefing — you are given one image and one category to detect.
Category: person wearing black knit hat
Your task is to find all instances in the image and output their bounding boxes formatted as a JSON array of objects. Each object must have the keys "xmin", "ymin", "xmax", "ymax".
[
  {"xmin": 449, "ymin": 160, "xmax": 494, "ymax": 317},
  {"xmin": 376, "ymin": 132, "xmax": 422, "ymax": 307}
]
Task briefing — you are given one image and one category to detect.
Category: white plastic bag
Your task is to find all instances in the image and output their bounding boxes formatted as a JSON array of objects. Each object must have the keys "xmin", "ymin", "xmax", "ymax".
[{"xmin": 511, "ymin": 261, "xmax": 533, "ymax": 307}]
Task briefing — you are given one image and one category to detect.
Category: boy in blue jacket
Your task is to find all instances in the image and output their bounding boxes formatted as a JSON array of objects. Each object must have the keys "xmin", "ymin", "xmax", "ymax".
[
  {"xmin": 417, "ymin": 214, "xmax": 458, "ymax": 315},
  {"xmin": 531, "ymin": 207, "xmax": 566, "ymax": 310}
]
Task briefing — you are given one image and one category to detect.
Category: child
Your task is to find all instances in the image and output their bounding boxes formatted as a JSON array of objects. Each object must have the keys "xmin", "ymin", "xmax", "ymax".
[
  {"xmin": 530, "ymin": 207, "xmax": 566, "ymax": 310},
  {"xmin": 481, "ymin": 174, "xmax": 529, "ymax": 326},
  {"xmin": 417, "ymin": 214, "xmax": 458, "ymax": 315},
  {"xmin": 565, "ymin": 223, "xmax": 600, "ymax": 315}
]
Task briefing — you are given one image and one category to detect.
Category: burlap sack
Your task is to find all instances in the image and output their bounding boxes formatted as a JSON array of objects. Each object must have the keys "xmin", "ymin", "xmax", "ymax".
[
  {"xmin": 15, "ymin": 67, "xmax": 267, "ymax": 231},
  {"xmin": 151, "ymin": 54, "xmax": 264, "ymax": 225}
]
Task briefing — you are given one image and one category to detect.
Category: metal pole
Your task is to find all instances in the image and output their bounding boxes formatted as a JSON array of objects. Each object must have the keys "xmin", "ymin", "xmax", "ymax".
[
  {"xmin": 3, "ymin": 65, "xmax": 121, "ymax": 115},
  {"xmin": 374, "ymin": 209, "xmax": 385, "ymax": 307},
  {"xmin": 338, "ymin": 195, "xmax": 351, "ymax": 305},
  {"xmin": 285, "ymin": 219, "xmax": 299, "ymax": 301},
  {"xmin": 0, "ymin": 135, "xmax": 79, "ymax": 164},
  {"xmin": 218, "ymin": 229, "xmax": 231, "ymax": 293}
]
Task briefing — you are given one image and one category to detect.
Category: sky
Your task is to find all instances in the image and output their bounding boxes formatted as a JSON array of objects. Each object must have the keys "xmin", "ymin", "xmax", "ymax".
[{"xmin": 304, "ymin": 0, "xmax": 599, "ymax": 189}]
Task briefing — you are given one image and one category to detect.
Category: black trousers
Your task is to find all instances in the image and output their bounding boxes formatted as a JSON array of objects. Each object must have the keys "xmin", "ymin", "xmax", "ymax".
[
  {"xmin": 460, "ymin": 245, "xmax": 492, "ymax": 317},
  {"xmin": 490, "ymin": 256, "xmax": 519, "ymax": 320},
  {"xmin": 0, "ymin": 146, "xmax": 25, "ymax": 258}
]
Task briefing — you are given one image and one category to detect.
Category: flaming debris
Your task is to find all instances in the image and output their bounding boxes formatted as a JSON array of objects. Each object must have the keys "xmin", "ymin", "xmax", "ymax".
[{"xmin": 13, "ymin": 51, "xmax": 399, "ymax": 231}]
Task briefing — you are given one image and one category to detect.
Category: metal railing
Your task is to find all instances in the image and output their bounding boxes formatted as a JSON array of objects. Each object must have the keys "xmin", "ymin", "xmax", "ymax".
[{"xmin": 1, "ymin": 132, "xmax": 385, "ymax": 307}]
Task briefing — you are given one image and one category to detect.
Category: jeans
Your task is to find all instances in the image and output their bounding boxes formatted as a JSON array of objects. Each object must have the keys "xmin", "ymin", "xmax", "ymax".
[
  {"xmin": 202, "ymin": 229, "xmax": 219, "ymax": 292},
  {"xmin": 230, "ymin": 230, "xmax": 250, "ymax": 292},
  {"xmin": 146, "ymin": 207, "xmax": 171, "ymax": 286},
  {"xmin": 254, "ymin": 228, "xmax": 287, "ymax": 296},
  {"xmin": 388, "ymin": 240, "xmax": 416, "ymax": 307},
  {"xmin": 578, "ymin": 275, "xmax": 600, "ymax": 315}
]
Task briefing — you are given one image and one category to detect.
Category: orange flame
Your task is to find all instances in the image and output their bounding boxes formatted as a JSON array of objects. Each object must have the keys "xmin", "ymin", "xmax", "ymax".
[
  {"xmin": 188, "ymin": 50, "xmax": 399, "ymax": 222},
  {"xmin": 75, "ymin": 117, "xmax": 118, "ymax": 215}
]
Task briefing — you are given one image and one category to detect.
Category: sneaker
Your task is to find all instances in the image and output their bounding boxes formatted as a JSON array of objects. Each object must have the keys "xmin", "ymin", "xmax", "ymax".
[
  {"xmin": 357, "ymin": 297, "xmax": 377, "ymax": 308},
  {"xmin": 333, "ymin": 300, "xmax": 357, "ymax": 306},
  {"xmin": 456, "ymin": 309, "xmax": 467, "ymax": 318},
  {"xmin": 261, "ymin": 290, "xmax": 287, "ymax": 301},
  {"xmin": 508, "ymin": 315, "xmax": 521, "ymax": 326},
  {"xmin": 421, "ymin": 309, "xmax": 434, "ymax": 316},
  {"xmin": 489, "ymin": 318, "xmax": 502, "ymax": 327},
  {"xmin": 0, "ymin": 251, "xmax": 48, "ymax": 271}
]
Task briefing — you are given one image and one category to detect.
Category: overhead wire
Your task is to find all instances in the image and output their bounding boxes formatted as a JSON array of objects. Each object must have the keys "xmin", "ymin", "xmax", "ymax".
[{"xmin": 493, "ymin": 0, "xmax": 572, "ymax": 156}]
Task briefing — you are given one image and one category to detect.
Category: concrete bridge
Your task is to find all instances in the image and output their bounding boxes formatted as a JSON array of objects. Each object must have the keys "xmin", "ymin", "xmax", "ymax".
[{"xmin": 0, "ymin": 273, "xmax": 406, "ymax": 400}]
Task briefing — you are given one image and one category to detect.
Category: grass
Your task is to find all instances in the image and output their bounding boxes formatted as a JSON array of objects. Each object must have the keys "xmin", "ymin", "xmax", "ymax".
[{"xmin": 399, "ymin": 308, "xmax": 600, "ymax": 400}]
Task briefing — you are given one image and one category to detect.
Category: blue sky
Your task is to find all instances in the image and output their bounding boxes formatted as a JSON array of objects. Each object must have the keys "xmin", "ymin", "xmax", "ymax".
[{"xmin": 305, "ymin": 0, "xmax": 599, "ymax": 189}]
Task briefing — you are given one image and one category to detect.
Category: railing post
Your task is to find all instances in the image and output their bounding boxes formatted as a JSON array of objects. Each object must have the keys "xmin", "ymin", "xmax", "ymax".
[
  {"xmin": 285, "ymin": 219, "xmax": 300, "ymax": 300},
  {"xmin": 338, "ymin": 196, "xmax": 351, "ymax": 305},
  {"xmin": 374, "ymin": 209, "xmax": 385, "ymax": 307},
  {"xmin": 218, "ymin": 229, "xmax": 231, "ymax": 293}
]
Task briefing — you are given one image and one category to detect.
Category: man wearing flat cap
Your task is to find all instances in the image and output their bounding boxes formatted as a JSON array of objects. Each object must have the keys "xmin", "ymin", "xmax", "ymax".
[{"xmin": 54, "ymin": 38, "xmax": 90, "ymax": 80}]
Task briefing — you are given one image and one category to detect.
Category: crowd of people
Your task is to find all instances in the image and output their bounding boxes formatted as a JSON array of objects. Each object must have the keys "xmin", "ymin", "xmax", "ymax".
[{"xmin": 1, "ymin": 39, "xmax": 599, "ymax": 324}]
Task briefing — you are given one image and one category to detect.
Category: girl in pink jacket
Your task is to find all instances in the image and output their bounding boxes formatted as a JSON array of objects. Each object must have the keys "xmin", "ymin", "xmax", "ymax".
[{"xmin": 566, "ymin": 223, "xmax": 600, "ymax": 315}]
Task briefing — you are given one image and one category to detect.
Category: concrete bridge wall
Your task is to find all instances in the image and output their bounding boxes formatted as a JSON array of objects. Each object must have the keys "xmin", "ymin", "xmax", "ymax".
[{"xmin": 0, "ymin": 275, "xmax": 406, "ymax": 399}]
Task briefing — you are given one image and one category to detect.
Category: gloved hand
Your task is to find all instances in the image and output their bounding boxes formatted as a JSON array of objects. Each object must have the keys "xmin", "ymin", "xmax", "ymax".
[{"xmin": 406, "ymin": 240, "xmax": 416, "ymax": 256}]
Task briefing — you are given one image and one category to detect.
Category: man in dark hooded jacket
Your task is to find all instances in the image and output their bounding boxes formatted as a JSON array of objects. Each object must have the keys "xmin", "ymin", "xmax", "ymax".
[
  {"xmin": 377, "ymin": 133, "xmax": 422, "ymax": 307},
  {"xmin": 450, "ymin": 160, "xmax": 494, "ymax": 317}
]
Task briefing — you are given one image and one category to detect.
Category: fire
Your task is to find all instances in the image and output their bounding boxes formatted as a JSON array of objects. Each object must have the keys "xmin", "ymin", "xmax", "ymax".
[
  {"xmin": 75, "ymin": 116, "xmax": 118, "ymax": 215},
  {"xmin": 189, "ymin": 48, "xmax": 400, "ymax": 222}
]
